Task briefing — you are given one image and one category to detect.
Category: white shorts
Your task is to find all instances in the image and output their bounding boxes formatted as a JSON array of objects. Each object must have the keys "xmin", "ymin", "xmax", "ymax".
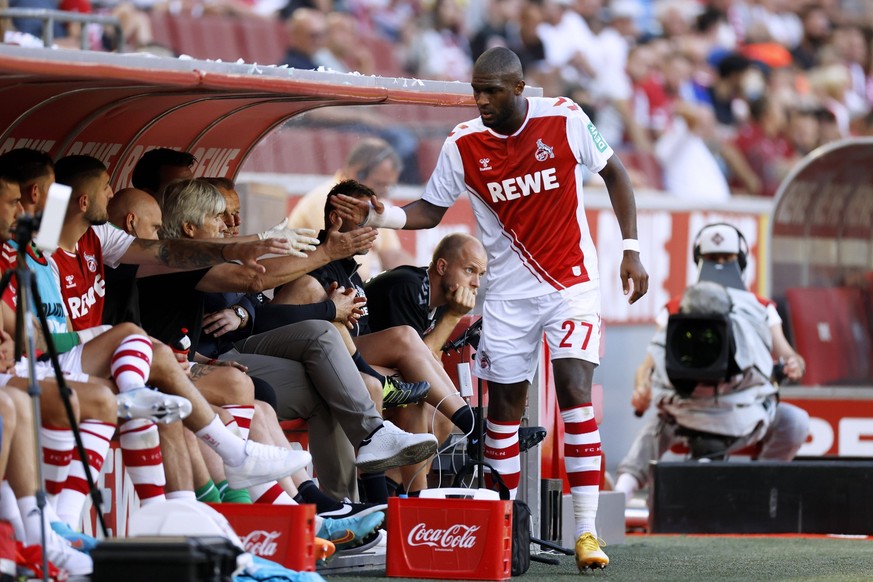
[
  {"xmin": 473, "ymin": 283, "xmax": 601, "ymax": 384},
  {"xmin": 0, "ymin": 357, "xmax": 89, "ymax": 387},
  {"xmin": 57, "ymin": 345, "xmax": 86, "ymax": 378}
]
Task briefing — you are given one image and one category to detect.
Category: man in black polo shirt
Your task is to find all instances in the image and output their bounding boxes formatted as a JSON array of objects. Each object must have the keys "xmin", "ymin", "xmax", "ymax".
[
  {"xmin": 365, "ymin": 232, "xmax": 483, "ymax": 357},
  {"xmin": 365, "ymin": 232, "xmax": 546, "ymax": 459}
]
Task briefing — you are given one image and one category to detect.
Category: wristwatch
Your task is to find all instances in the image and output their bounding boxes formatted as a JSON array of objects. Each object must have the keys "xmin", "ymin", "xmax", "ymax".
[{"xmin": 232, "ymin": 305, "xmax": 248, "ymax": 328}]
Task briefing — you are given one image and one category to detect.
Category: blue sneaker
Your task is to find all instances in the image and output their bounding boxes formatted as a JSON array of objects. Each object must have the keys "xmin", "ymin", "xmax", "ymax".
[
  {"xmin": 50, "ymin": 522, "xmax": 98, "ymax": 554},
  {"xmin": 316, "ymin": 511, "xmax": 384, "ymax": 552}
]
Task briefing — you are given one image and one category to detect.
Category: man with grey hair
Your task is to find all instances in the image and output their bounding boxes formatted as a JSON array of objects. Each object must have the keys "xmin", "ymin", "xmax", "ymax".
[{"xmin": 137, "ymin": 179, "xmax": 439, "ymax": 504}]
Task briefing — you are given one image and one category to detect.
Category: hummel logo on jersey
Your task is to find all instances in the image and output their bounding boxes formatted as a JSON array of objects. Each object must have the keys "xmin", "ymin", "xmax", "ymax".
[
  {"xmin": 65, "ymin": 274, "xmax": 75, "ymax": 289},
  {"xmin": 479, "ymin": 158, "xmax": 492, "ymax": 171},
  {"xmin": 535, "ymin": 139, "xmax": 554, "ymax": 161},
  {"xmin": 486, "ymin": 168, "xmax": 559, "ymax": 202}
]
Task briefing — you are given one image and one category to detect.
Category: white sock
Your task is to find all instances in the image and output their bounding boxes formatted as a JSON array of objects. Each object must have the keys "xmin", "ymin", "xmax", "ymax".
[
  {"xmin": 195, "ymin": 415, "xmax": 247, "ymax": 467},
  {"xmin": 166, "ymin": 491, "xmax": 196, "ymax": 502},
  {"xmin": 0, "ymin": 482, "xmax": 24, "ymax": 541},
  {"xmin": 17, "ymin": 496, "xmax": 42, "ymax": 545}
]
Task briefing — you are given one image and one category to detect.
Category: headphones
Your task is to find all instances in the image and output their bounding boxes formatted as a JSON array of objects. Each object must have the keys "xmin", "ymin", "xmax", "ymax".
[
  {"xmin": 692, "ymin": 222, "xmax": 749, "ymax": 273},
  {"xmin": 355, "ymin": 144, "xmax": 398, "ymax": 182}
]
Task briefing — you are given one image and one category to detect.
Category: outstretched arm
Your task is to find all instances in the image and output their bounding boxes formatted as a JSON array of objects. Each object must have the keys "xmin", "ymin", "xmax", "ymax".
[
  {"xmin": 195, "ymin": 221, "xmax": 377, "ymax": 294},
  {"xmin": 123, "ymin": 237, "xmax": 291, "ymax": 273},
  {"xmin": 331, "ymin": 195, "xmax": 448, "ymax": 230},
  {"xmin": 600, "ymin": 155, "xmax": 649, "ymax": 304}
]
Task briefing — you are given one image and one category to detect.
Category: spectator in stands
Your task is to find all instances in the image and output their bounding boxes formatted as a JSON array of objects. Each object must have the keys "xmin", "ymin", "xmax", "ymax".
[
  {"xmin": 281, "ymin": 7, "xmax": 327, "ymax": 70},
  {"xmin": 786, "ymin": 107, "xmax": 821, "ymax": 156},
  {"xmin": 739, "ymin": 0, "xmax": 803, "ymax": 50},
  {"xmin": 829, "ymin": 24, "xmax": 870, "ymax": 119},
  {"xmin": 790, "ymin": 5, "xmax": 831, "ymax": 71},
  {"xmin": 315, "ymin": 11, "xmax": 375, "ymax": 75},
  {"xmin": 732, "ymin": 95, "xmax": 797, "ymax": 197},
  {"xmin": 614, "ymin": 223, "xmax": 809, "ymax": 502},
  {"xmin": 404, "ymin": 0, "xmax": 472, "ymax": 81},
  {"xmin": 286, "ymin": 137, "xmax": 413, "ymax": 281},
  {"xmin": 535, "ymin": 0, "xmax": 598, "ymax": 92},
  {"xmin": 469, "ymin": 0, "xmax": 524, "ymax": 61},
  {"xmin": 706, "ymin": 51, "xmax": 754, "ymax": 128},
  {"xmin": 808, "ymin": 63, "xmax": 854, "ymax": 138}
]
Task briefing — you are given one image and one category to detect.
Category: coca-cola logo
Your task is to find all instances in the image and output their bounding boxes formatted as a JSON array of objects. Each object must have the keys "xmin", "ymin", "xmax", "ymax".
[
  {"xmin": 242, "ymin": 530, "xmax": 281, "ymax": 556},
  {"xmin": 407, "ymin": 523, "xmax": 480, "ymax": 549}
]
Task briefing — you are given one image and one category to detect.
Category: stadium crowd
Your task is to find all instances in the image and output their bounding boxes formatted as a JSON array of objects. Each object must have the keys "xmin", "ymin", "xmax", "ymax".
[{"xmin": 4, "ymin": 0, "xmax": 873, "ymax": 195}]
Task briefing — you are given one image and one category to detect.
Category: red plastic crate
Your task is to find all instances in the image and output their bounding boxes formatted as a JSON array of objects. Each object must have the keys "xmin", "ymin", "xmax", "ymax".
[
  {"xmin": 387, "ymin": 490, "xmax": 512, "ymax": 581},
  {"xmin": 208, "ymin": 503, "xmax": 315, "ymax": 571}
]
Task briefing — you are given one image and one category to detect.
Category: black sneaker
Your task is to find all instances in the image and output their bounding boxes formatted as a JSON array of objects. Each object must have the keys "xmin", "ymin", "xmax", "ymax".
[{"xmin": 382, "ymin": 376, "xmax": 430, "ymax": 408}]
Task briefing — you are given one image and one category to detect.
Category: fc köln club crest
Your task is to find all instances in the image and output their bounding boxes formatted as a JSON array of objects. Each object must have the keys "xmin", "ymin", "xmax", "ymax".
[
  {"xmin": 84, "ymin": 252, "xmax": 97, "ymax": 273},
  {"xmin": 535, "ymin": 139, "xmax": 554, "ymax": 161}
]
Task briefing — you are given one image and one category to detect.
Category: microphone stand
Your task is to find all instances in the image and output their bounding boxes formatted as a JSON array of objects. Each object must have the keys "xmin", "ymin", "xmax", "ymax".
[{"xmin": 0, "ymin": 215, "xmax": 109, "ymax": 581}]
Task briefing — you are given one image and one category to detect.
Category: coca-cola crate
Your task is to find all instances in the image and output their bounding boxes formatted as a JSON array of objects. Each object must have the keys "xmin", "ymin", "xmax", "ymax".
[
  {"xmin": 207, "ymin": 503, "xmax": 315, "ymax": 571},
  {"xmin": 387, "ymin": 488, "xmax": 512, "ymax": 581}
]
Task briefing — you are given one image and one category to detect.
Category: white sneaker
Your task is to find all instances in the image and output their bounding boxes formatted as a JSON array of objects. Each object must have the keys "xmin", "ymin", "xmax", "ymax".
[
  {"xmin": 224, "ymin": 440, "xmax": 311, "ymax": 489},
  {"xmin": 355, "ymin": 421, "xmax": 438, "ymax": 472},
  {"xmin": 117, "ymin": 387, "xmax": 192, "ymax": 424},
  {"xmin": 45, "ymin": 525, "xmax": 93, "ymax": 576}
]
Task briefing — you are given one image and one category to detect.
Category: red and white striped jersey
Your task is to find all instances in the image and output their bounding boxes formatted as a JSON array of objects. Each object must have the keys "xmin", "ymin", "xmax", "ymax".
[
  {"xmin": 49, "ymin": 224, "xmax": 135, "ymax": 331},
  {"xmin": 422, "ymin": 96, "xmax": 613, "ymax": 299}
]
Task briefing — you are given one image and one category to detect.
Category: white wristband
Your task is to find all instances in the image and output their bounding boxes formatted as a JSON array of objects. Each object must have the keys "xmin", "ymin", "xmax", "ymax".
[
  {"xmin": 363, "ymin": 205, "xmax": 407, "ymax": 230},
  {"xmin": 622, "ymin": 239, "xmax": 641, "ymax": 253}
]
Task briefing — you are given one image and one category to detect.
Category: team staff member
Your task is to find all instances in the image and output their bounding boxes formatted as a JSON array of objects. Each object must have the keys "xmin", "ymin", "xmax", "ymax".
[
  {"xmin": 333, "ymin": 47, "xmax": 649, "ymax": 570},
  {"xmin": 365, "ymin": 232, "xmax": 484, "ymax": 357}
]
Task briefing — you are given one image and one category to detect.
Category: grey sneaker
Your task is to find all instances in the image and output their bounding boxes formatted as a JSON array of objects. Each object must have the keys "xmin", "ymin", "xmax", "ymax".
[
  {"xmin": 224, "ymin": 440, "xmax": 311, "ymax": 489},
  {"xmin": 116, "ymin": 387, "xmax": 192, "ymax": 424},
  {"xmin": 355, "ymin": 420, "xmax": 438, "ymax": 472}
]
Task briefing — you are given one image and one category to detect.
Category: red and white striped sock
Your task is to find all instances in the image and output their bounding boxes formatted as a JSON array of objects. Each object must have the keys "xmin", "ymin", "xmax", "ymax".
[
  {"xmin": 483, "ymin": 418, "xmax": 520, "ymax": 499},
  {"xmin": 40, "ymin": 426, "xmax": 74, "ymax": 500},
  {"xmin": 248, "ymin": 481, "xmax": 295, "ymax": 505},
  {"xmin": 562, "ymin": 403, "xmax": 601, "ymax": 538},
  {"xmin": 110, "ymin": 334, "xmax": 153, "ymax": 392},
  {"xmin": 119, "ymin": 419, "xmax": 166, "ymax": 506},
  {"xmin": 55, "ymin": 419, "xmax": 115, "ymax": 527},
  {"xmin": 222, "ymin": 405, "xmax": 254, "ymax": 441}
]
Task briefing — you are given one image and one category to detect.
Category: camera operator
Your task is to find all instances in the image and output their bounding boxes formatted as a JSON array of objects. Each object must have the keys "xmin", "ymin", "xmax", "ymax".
[{"xmin": 614, "ymin": 223, "xmax": 809, "ymax": 501}]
